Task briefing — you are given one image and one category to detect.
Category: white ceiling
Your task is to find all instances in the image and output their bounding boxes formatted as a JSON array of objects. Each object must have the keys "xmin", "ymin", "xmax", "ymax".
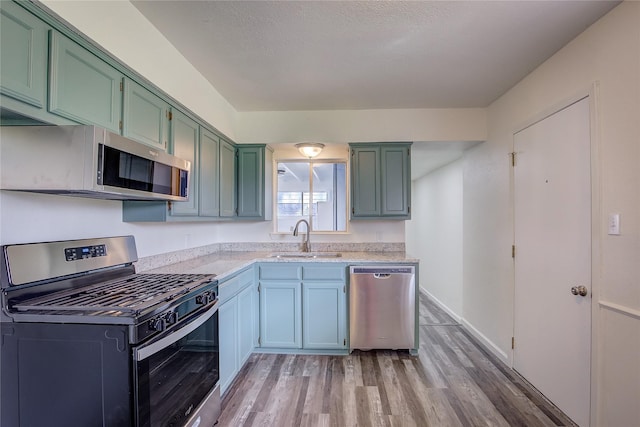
[
  {"xmin": 130, "ymin": 0, "xmax": 619, "ymax": 179},
  {"xmin": 131, "ymin": 0, "xmax": 618, "ymax": 112}
]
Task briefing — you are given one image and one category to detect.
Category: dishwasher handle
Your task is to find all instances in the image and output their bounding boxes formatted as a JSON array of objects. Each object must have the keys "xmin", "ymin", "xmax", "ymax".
[{"xmin": 373, "ymin": 273, "xmax": 391, "ymax": 279}]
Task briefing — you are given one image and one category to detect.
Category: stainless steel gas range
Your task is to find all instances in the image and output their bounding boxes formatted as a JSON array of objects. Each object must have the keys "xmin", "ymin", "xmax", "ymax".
[{"xmin": 0, "ymin": 236, "xmax": 220, "ymax": 427}]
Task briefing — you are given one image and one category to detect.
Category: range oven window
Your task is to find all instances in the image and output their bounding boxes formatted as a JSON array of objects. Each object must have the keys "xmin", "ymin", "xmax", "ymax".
[{"xmin": 135, "ymin": 311, "xmax": 219, "ymax": 427}]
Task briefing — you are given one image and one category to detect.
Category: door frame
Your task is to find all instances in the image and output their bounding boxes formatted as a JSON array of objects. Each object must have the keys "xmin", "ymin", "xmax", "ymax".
[{"xmin": 510, "ymin": 83, "xmax": 602, "ymax": 426}]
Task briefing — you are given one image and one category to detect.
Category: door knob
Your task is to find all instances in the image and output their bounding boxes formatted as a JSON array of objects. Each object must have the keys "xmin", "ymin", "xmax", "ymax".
[{"xmin": 570, "ymin": 285, "xmax": 588, "ymax": 297}]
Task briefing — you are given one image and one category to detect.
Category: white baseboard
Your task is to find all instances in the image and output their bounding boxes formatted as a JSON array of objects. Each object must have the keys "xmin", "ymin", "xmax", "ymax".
[
  {"xmin": 459, "ymin": 318, "xmax": 510, "ymax": 365},
  {"xmin": 419, "ymin": 287, "xmax": 462, "ymax": 323}
]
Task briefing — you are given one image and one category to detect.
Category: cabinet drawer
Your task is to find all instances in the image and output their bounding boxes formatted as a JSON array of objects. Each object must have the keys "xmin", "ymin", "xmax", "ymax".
[
  {"xmin": 303, "ymin": 265, "xmax": 346, "ymax": 281},
  {"xmin": 218, "ymin": 268, "xmax": 254, "ymax": 302},
  {"xmin": 259, "ymin": 264, "xmax": 302, "ymax": 280}
]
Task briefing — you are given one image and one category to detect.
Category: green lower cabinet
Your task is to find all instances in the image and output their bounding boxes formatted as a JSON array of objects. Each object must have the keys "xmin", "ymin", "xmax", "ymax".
[
  {"xmin": 257, "ymin": 263, "xmax": 347, "ymax": 352},
  {"xmin": 218, "ymin": 268, "xmax": 258, "ymax": 395},
  {"xmin": 237, "ymin": 283, "xmax": 258, "ymax": 366},
  {"xmin": 219, "ymin": 296, "xmax": 239, "ymax": 394},
  {"xmin": 259, "ymin": 281, "xmax": 302, "ymax": 349},
  {"xmin": 302, "ymin": 281, "xmax": 346, "ymax": 350}
]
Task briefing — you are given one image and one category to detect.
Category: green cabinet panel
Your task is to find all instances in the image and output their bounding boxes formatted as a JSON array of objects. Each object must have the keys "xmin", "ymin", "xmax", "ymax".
[
  {"xmin": 218, "ymin": 267, "xmax": 257, "ymax": 395},
  {"xmin": 237, "ymin": 283, "xmax": 258, "ymax": 366},
  {"xmin": 122, "ymin": 78, "xmax": 169, "ymax": 150},
  {"xmin": 0, "ymin": 1, "xmax": 47, "ymax": 108},
  {"xmin": 49, "ymin": 31, "xmax": 123, "ymax": 132},
  {"xmin": 237, "ymin": 145, "xmax": 263, "ymax": 218},
  {"xmin": 219, "ymin": 296, "xmax": 239, "ymax": 394},
  {"xmin": 351, "ymin": 146, "xmax": 380, "ymax": 217},
  {"xmin": 350, "ymin": 142, "xmax": 412, "ymax": 219},
  {"xmin": 219, "ymin": 139, "xmax": 237, "ymax": 217},
  {"xmin": 302, "ymin": 281, "xmax": 346, "ymax": 350},
  {"xmin": 169, "ymin": 109, "xmax": 199, "ymax": 216},
  {"xmin": 199, "ymin": 128, "xmax": 220, "ymax": 217},
  {"xmin": 381, "ymin": 145, "xmax": 411, "ymax": 216},
  {"xmin": 259, "ymin": 281, "xmax": 302, "ymax": 349}
]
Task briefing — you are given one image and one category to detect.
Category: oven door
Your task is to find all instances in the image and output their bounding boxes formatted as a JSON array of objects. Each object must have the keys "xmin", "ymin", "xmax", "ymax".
[{"xmin": 134, "ymin": 301, "xmax": 219, "ymax": 427}]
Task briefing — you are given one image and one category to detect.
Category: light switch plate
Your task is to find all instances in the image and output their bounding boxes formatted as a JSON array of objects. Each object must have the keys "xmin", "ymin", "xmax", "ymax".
[{"xmin": 608, "ymin": 213, "xmax": 620, "ymax": 235}]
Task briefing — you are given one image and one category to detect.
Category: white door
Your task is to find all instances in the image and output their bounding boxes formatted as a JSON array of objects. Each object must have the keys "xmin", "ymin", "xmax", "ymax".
[{"xmin": 513, "ymin": 97, "xmax": 591, "ymax": 426}]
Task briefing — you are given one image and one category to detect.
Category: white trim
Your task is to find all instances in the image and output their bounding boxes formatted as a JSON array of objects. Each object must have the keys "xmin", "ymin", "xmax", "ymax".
[
  {"xmin": 460, "ymin": 317, "xmax": 510, "ymax": 365},
  {"xmin": 598, "ymin": 300, "xmax": 640, "ymax": 320},
  {"xmin": 419, "ymin": 287, "xmax": 462, "ymax": 323}
]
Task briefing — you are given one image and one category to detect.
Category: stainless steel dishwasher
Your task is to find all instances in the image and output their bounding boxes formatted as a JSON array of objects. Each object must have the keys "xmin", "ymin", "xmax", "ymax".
[{"xmin": 349, "ymin": 265, "xmax": 416, "ymax": 351}]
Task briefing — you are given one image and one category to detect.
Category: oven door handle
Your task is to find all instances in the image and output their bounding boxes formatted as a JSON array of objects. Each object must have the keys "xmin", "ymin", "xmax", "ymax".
[{"xmin": 135, "ymin": 300, "xmax": 218, "ymax": 362}]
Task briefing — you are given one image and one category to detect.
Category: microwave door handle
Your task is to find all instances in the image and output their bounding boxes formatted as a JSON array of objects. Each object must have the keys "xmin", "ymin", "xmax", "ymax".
[{"xmin": 135, "ymin": 301, "xmax": 218, "ymax": 362}]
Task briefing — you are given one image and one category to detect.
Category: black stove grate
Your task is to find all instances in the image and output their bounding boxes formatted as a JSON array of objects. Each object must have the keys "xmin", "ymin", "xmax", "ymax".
[{"xmin": 13, "ymin": 273, "xmax": 215, "ymax": 316}]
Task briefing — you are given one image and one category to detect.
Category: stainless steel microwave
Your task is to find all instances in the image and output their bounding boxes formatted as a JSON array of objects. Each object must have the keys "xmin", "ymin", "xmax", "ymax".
[{"xmin": 0, "ymin": 125, "xmax": 190, "ymax": 201}]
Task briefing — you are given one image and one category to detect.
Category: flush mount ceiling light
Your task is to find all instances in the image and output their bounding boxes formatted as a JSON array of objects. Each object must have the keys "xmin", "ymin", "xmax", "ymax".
[{"xmin": 296, "ymin": 142, "xmax": 325, "ymax": 158}]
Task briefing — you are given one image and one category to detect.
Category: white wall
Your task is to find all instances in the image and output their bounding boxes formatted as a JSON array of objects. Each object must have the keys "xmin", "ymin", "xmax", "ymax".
[
  {"xmin": 406, "ymin": 159, "xmax": 464, "ymax": 320},
  {"xmin": 463, "ymin": 2, "xmax": 639, "ymax": 425}
]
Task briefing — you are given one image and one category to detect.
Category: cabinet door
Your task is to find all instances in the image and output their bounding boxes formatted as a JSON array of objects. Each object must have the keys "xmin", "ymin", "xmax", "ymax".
[
  {"xmin": 49, "ymin": 31, "xmax": 123, "ymax": 132},
  {"xmin": 381, "ymin": 145, "xmax": 411, "ymax": 217},
  {"xmin": 170, "ymin": 110, "xmax": 199, "ymax": 216},
  {"xmin": 219, "ymin": 139, "xmax": 237, "ymax": 217},
  {"xmin": 237, "ymin": 146, "xmax": 264, "ymax": 218},
  {"xmin": 237, "ymin": 283, "xmax": 257, "ymax": 366},
  {"xmin": 302, "ymin": 281, "xmax": 346, "ymax": 349},
  {"xmin": 199, "ymin": 128, "xmax": 220, "ymax": 217},
  {"xmin": 219, "ymin": 297, "xmax": 239, "ymax": 394},
  {"xmin": 122, "ymin": 78, "xmax": 169, "ymax": 150},
  {"xmin": 259, "ymin": 281, "xmax": 302, "ymax": 349},
  {"xmin": 351, "ymin": 146, "xmax": 380, "ymax": 217},
  {"xmin": 0, "ymin": 2, "xmax": 47, "ymax": 108}
]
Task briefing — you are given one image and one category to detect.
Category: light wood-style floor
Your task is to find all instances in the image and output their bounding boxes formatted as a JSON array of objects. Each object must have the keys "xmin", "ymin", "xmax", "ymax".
[{"xmin": 219, "ymin": 293, "xmax": 576, "ymax": 426}]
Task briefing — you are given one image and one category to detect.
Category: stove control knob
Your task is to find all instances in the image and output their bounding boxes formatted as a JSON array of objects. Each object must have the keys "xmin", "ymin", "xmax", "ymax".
[
  {"xmin": 164, "ymin": 311, "xmax": 178, "ymax": 325},
  {"xmin": 148, "ymin": 316, "xmax": 166, "ymax": 332},
  {"xmin": 196, "ymin": 291, "xmax": 211, "ymax": 305}
]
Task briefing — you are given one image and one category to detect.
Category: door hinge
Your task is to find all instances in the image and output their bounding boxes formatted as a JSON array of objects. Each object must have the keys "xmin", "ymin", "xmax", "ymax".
[
  {"xmin": 119, "ymin": 120, "xmax": 122, "ymax": 130},
  {"xmin": 167, "ymin": 111, "xmax": 173, "ymax": 121},
  {"xmin": 510, "ymin": 152, "xmax": 517, "ymax": 167},
  {"xmin": 120, "ymin": 81, "xmax": 123, "ymax": 92},
  {"xmin": 408, "ymin": 205, "xmax": 411, "ymax": 214},
  {"xmin": 343, "ymin": 285, "xmax": 346, "ymax": 293},
  {"xmin": 167, "ymin": 201, "xmax": 172, "ymax": 212},
  {"xmin": 351, "ymin": 207, "xmax": 355, "ymax": 215},
  {"xmin": 258, "ymin": 336, "xmax": 261, "ymax": 346},
  {"xmin": 343, "ymin": 338, "xmax": 346, "ymax": 346},
  {"xmin": 512, "ymin": 336, "xmax": 515, "ymax": 349},
  {"xmin": 512, "ymin": 245, "xmax": 516, "ymax": 258}
]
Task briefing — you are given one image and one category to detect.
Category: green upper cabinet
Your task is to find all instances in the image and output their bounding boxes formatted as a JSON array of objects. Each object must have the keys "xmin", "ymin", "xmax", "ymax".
[
  {"xmin": 350, "ymin": 145, "xmax": 380, "ymax": 217},
  {"xmin": 48, "ymin": 31, "xmax": 123, "ymax": 133},
  {"xmin": 219, "ymin": 138, "xmax": 237, "ymax": 218},
  {"xmin": 199, "ymin": 127, "xmax": 220, "ymax": 217},
  {"xmin": 350, "ymin": 142, "xmax": 412, "ymax": 219},
  {"xmin": 237, "ymin": 144, "xmax": 273, "ymax": 220},
  {"xmin": 0, "ymin": 1, "xmax": 48, "ymax": 109},
  {"xmin": 122, "ymin": 78, "xmax": 169, "ymax": 150},
  {"xmin": 381, "ymin": 144, "xmax": 411, "ymax": 217},
  {"xmin": 170, "ymin": 109, "xmax": 200, "ymax": 216}
]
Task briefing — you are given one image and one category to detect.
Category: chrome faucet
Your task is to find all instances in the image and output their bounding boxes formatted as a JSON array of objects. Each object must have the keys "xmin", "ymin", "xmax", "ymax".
[{"xmin": 293, "ymin": 219, "xmax": 311, "ymax": 252}]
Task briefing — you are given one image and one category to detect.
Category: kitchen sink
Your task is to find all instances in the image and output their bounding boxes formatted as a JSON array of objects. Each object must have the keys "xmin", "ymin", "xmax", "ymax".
[{"xmin": 270, "ymin": 252, "xmax": 342, "ymax": 259}]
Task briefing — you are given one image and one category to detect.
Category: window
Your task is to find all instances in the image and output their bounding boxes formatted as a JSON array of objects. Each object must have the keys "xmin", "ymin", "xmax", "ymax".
[{"xmin": 275, "ymin": 161, "xmax": 347, "ymax": 233}]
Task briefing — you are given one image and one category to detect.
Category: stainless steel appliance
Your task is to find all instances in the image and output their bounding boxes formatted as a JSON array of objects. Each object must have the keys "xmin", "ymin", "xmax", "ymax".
[
  {"xmin": 0, "ymin": 125, "xmax": 190, "ymax": 201},
  {"xmin": 349, "ymin": 265, "xmax": 416, "ymax": 351},
  {"xmin": 0, "ymin": 236, "xmax": 220, "ymax": 427}
]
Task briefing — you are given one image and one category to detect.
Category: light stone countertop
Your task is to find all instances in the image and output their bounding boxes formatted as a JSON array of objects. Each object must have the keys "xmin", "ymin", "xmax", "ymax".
[{"xmin": 139, "ymin": 250, "xmax": 418, "ymax": 282}]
